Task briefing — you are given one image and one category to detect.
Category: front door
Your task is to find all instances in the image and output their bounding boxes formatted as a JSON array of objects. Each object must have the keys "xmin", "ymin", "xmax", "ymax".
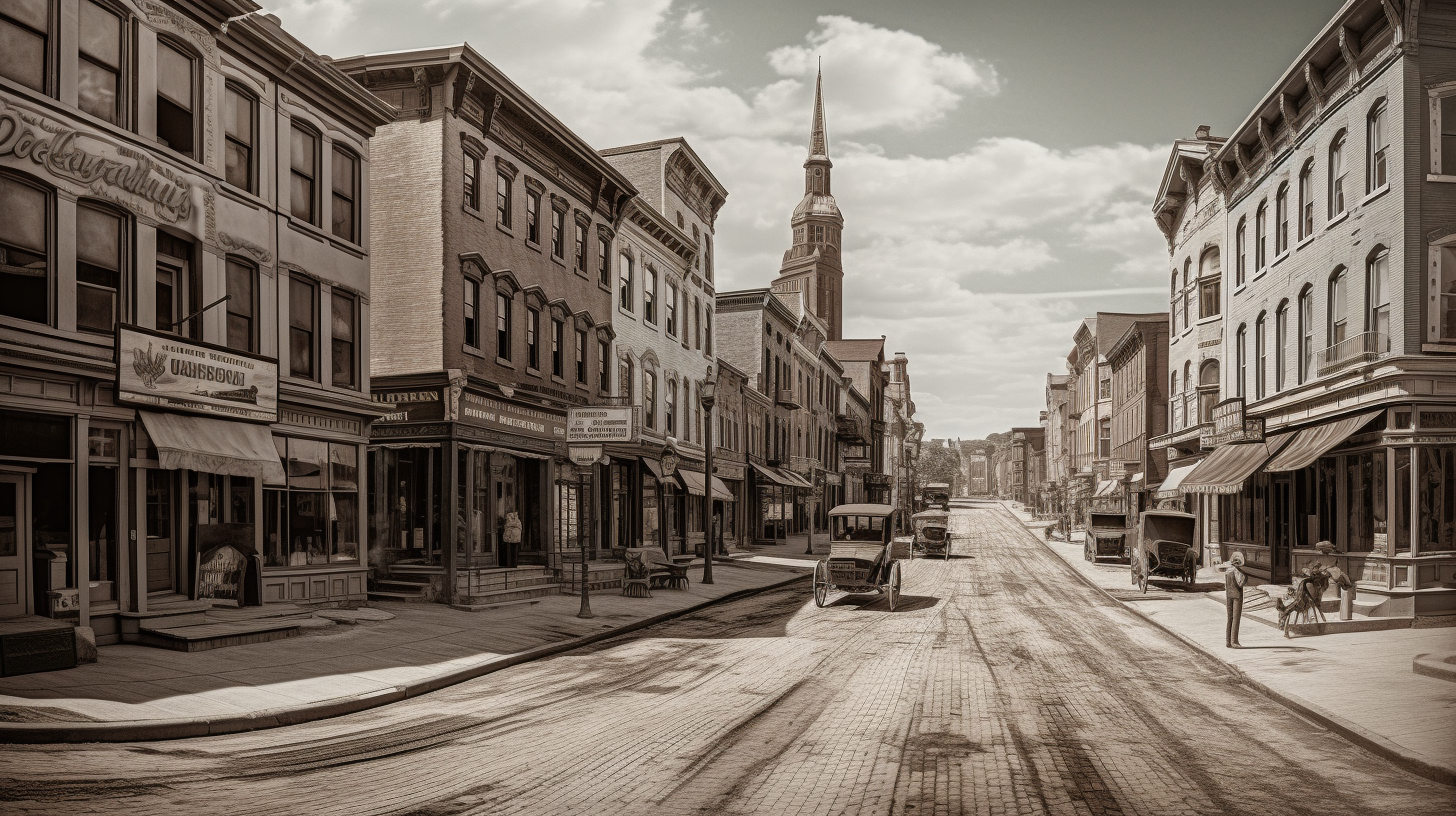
[
  {"xmin": 0, "ymin": 474, "xmax": 31, "ymax": 617},
  {"xmin": 145, "ymin": 469, "xmax": 175, "ymax": 593},
  {"xmin": 1270, "ymin": 476, "xmax": 1293, "ymax": 584}
]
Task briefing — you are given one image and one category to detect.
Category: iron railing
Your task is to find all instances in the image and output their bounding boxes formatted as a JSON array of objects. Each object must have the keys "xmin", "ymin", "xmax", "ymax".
[{"xmin": 1316, "ymin": 331, "xmax": 1388, "ymax": 376}]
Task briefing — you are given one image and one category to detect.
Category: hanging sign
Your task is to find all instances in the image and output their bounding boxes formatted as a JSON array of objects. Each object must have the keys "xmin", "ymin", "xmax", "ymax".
[
  {"xmin": 567, "ymin": 407, "xmax": 635, "ymax": 443},
  {"xmin": 116, "ymin": 324, "xmax": 278, "ymax": 422},
  {"xmin": 568, "ymin": 444, "xmax": 604, "ymax": 467}
]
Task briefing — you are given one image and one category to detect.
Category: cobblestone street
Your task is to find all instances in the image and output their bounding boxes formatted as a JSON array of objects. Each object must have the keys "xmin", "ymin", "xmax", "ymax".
[{"xmin": 2, "ymin": 504, "xmax": 1452, "ymax": 816}]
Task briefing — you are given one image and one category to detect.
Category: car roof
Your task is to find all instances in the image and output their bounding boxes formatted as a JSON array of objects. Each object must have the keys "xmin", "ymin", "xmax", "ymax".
[{"xmin": 828, "ymin": 503, "xmax": 896, "ymax": 517}]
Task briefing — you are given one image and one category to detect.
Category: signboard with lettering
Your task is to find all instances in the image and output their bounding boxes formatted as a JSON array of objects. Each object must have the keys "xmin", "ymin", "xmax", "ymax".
[
  {"xmin": 714, "ymin": 463, "xmax": 746, "ymax": 480},
  {"xmin": 567, "ymin": 407, "xmax": 635, "ymax": 443},
  {"xmin": 1201, "ymin": 398, "xmax": 1265, "ymax": 448},
  {"xmin": 460, "ymin": 392, "xmax": 566, "ymax": 441},
  {"xmin": 568, "ymin": 444, "xmax": 604, "ymax": 467},
  {"xmin": 116, "ymin": 325, "xmax": 278, "ymax": 422},
  {"xmin": 371, "ymin": 389, "xmax": 444, "ymax": 424}
]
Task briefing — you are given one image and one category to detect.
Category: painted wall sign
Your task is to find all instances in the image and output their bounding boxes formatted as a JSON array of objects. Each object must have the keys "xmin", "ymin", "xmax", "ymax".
[
  {"xmin": 371, "ymin": 389, "xmax": 444, "ymax": 424},
  {"xmin": 459, "ymin": 392, "xmax": 566, "ymax": 441},
  {"xmin": 713, "ymin": 463, "xmax": 746, "ymax": 480},
  {"xmin": 116, "ymin": 325, "xmax": 278, "ymax": 422},
  {"xmin": 566, "ymin": 407, "xmax": 635, "ymax": 443}
]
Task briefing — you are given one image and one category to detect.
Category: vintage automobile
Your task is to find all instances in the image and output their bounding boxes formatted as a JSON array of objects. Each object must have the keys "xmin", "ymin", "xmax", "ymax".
[
  {"xmin": 814, "ymin": 504, "xmax": 911, "ymax": 611},
  {"xmin": 1085, "ymin": 510, "xmax": 1130, "ymax": 563},
  {"xmin": 911, "ymin": 509, "xmax": 952, "ymax": 559},
  {"xmin": 922, "ymin": 482, "xmax": 951, "ymax": 510},
  {"xmin": 1132, "ymin": 510, "xmax": 1199, "ymax": 592}
]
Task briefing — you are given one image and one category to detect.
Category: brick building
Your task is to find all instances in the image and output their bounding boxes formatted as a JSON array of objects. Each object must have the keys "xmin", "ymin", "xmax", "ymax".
[{"xmin": 1105, "ymin": 318, "xmax": 1170, "ymax": 517}]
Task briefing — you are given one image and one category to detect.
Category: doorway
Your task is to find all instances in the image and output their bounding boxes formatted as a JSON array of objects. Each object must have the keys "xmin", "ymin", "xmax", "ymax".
[
  {"xmin": 1270, "ymin": 476, "xmax": 1293, "ymax": 583},
  {"xmin": 145, "ymin": 469, "xmax": 175, "ymax": 593},
  {"xmin": 0, "ymin": 472, "xmax": 32, "ymax": 617}
]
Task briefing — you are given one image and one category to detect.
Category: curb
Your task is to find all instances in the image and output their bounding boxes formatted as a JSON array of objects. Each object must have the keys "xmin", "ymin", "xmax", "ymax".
[
  {"xmin": 0, "ymin": 568, "xmax": 810, "ymax": 745},
  {"xmin": 1001, "ymin": 507, "xmax": 1456, "ymax": 788}
]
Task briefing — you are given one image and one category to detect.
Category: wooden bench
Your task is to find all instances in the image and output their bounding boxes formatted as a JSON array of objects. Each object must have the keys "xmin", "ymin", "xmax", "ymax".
[{"xmin": 637, "ymin": 546, "xmax": 690, "ymax": 590}]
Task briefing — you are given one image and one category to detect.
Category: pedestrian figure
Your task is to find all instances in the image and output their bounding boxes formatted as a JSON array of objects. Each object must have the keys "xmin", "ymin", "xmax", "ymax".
[{"xmin": 1218, "ymin": 551, "xmax": 1249, "ymax": 648}]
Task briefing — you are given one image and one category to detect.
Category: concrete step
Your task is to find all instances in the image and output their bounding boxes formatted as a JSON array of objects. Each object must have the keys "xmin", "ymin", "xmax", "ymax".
[
  {"xmin": 456, "ymin": 584, "xmax": 561, "ymax": 607},
  {"xmin": 135, "ymin": 619, "xmax": 301, "ymax": 652},
  {"xmin": 449, "ymin": 598, "xmax": 544, "ymax": 613},
  {"xmin": 367, "ymin": 589, "xmax": 431, "ymax": 602}
]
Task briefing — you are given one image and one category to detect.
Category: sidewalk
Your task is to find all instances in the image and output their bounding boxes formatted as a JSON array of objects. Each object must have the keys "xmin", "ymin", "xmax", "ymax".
[
  {"xmin": 1001, "ymin": 502, "xmax": 1456, "ymax": 785},
  {"xmin": 0, "ymin": 560, "xmax": 806, "ymax": 743}
]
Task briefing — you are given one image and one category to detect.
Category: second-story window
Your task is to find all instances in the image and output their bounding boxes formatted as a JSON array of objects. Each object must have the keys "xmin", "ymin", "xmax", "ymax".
[
  {"xmin": 331, "ymin": 147, "xmax": 358, "ymax": 243},
  {"xmin": 1255, "ymin": 313, "xmax": 1267, "ymax": 399},
  {"xmin": 644, "ymin": 267, "xmax": 657, "ymax": 325},
  {"xmin": 598, "ymin": 339, "xmax": 610, "ymax": 392},
  {"xmin": 75, "ymin": 201, "xmax": 123, "ymax": 335},
  {"xmin": 665, "ymin": 281, "xmax": 677, "ymax": 337},
  {"xmin": 156, "ymin": 231, "xmax": 198, "ymax": 339},
  {"xmin": 1255, "ymin": 201, "xmax": 1268, "ymax": 270},
  {"xmin": 496, "ymin": 292, "xmax": 512, "ymax": 361},
  {"xmin": 619, "ymin": 253, "xmax": 633, "ymax": 312},
  {"xmin": 1328, "ymin": 268, "xmax": 1348, "ymax": 348},
  {"xmin": 598, "ymin": 235, "xmax": 611, "ymax": 287},
  {"xmin": 1275, "ymin": 183, "xmax": 1289, "ymax": 255},
  {"xmin": 1298, "ymin": 161, "xmax": 1314, "ymax": 241},
  {"xmin": 463, "ymin": 151, "xmax": 479, "ymax": 210},
  {"xmin": 225, "ymin": 84, "xmax": 256, "ymax": 192},
  {"xmin": 1275, "ymin": 302, "xmax": 1289, "ymax": 391},
  {"xmin": 526, "ymin": 190, "xmax": 540, "ymax": 243},
  {"xmin": 575, "ymin": 329, "xmax": 587, "ymax": 384},
  {"xmin": 693, "ymin": 297, "xmax": 702, "ymax": 349},
  {"xmin": 526, "ymin": 307, "xmax": 539, "ymax": 370},
  {"xmin": 666, "ymin": 379, "xmax": 676, "ymax": 437},
  {"xmin": 331, "ymin": 290, "xmax": 357, "ymax": 389},
  {"xmin": 575, "ymin": 221, "xmax": 587, "ymax": 273},
  {"xmin": 1235, "ymin": 218, "xmax": 1246, "ymax": 287},
  {"xmin": 78, "ymin": 0, "xmax": 124, "ymax": 125},
  {"xmin": 1298, "ymin": 288, "xmax": 1313, "ymax": 383},
  {"xmin": 1369, "ymin": 101, "xmax": 1387, "ymax": 190},
  {"xmin": 497, "ymin": 173, "xmax": 512, "ymax": 228},
  {"xmin": 1367, "ymin": 248, "xmax": 1390, "ymax": 338},
  {"xmin": 1199, "ymin": 249, "xmax": 1221, "ymax": 318},
  {"xmin": 551, "ymin": 317, "xmax": 564, "ymax": 377},
  {"xmin": 290, "ymin": 124, "xmax": 319, "ymax": 225},
  {"xmin": 643, "ymin": 370, "xmax": 656, "ymax": 431},
  {"xmin": 289, "ymin": 275, "xmax": 316, "ymax": 380},
  {"xmin": 464, "ymin": 279, "xmax": 479, "ymax": 348},
  {"xmin": 1235, "ymin": 325, "xmax": 1247, "ymax": 398},
  {"xmin": 550, "ymin": 208, "xmax": 565, "ymax": 259},
  {"xmin": 704, "ymin": 308, "xmax": 713, "ymax": 356},
  {"xmin": 156, "ymin": 39, "xmax": 196, "ymax": 158},
  {"xmin": 225, "ymin": 258, "xmax": 257, "ymax": 353},
  {"xmin": 0, "ymin": 0, "xmax": 49, "ymax": 92},
  {"xmin": 1329, "ymin": 133, "xmax": 1346, "ymax": 218}
]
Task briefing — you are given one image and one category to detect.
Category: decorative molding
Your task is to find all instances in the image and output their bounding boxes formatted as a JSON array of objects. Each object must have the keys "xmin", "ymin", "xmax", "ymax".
[
  {"xmin": 523, "ymin": 175, "xmax": 545, "ymax": 195},
  {"xmin": 203, "ymin": 189, "xmax": 215, "ymax": 243},
  {"xmin": 1257, "ymin": 119, "xmax": 1274, "ymax": 154},
  {"xmin": 1278, "ymin": 93, "xmax": 1298, "ymax": 132},
  {"xmin": 596, "ymin": 222, "xmax": 616, "ymax": 241},
  {"xmin": 1234, "ymin": 142, "xmax": 1250, "ymax": 176},
  {"xmin": 495, "ymin": 155, "xmax": 519, "ymax": 180},
  {"xmin": 218, "ymin": 232, "xmax": 273, "ymax": 264},
  {"xmin": 138, "ymin": 0, "xmax": 215, "ymax": 61},
  {"xmin": 1304, "ymin": 64, "xmax": 1327, "ymax": 106},
  {"xmin": 412, "ymin": 68, "xmax": 431, "ymax": 119},
  {"xmin": 1339, "ymin": 27, "xmax": 1360, "ymax": 75},
  {"xmin": 572, "ymin": 207, "xmax": 591, "ymax": 227},
  {"xmin": 460, "ymin": 132, "xmax": 487, "ymax": 158},
  {"xmin": 549, "ymin": 193, "xmax": 570, "ymax": 213}
]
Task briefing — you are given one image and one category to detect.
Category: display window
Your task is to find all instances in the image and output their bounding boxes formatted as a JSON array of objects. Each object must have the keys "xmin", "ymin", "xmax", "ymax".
[{"xmin": 265, "ymin": 436, "xmax": 360, "ymax": 567}]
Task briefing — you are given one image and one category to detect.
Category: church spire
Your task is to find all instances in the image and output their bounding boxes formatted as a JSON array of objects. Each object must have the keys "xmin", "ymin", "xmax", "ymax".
[{"xmin": 809, "ymin": 63, "xmax": 829, "ymax": 159}]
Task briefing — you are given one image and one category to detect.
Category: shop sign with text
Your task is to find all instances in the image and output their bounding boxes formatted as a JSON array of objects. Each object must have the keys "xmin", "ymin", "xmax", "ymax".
[
  {"xmin": 117, "ymin": 325, "xmax": 277, "ymax": 422},
  {"xmin": 1201, "ymin": 398, "xmax": 1264, "ymax": 448},
  {"xmin": 371, "ymin": 389, "xmax": 444, "ymax": 424},
  {"xmin": 567, "ymin": 407, "xmax": 635, "ymax": 443},
  {"xmin": 460, "ymin": 392, "xmax": 566, "ymax": 441}
]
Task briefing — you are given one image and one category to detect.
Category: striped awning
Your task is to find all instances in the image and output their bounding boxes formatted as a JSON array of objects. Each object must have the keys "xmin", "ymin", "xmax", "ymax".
[
  {"xmin": 752, "ymin": 463, "xmax": 798, "ymax": 488},
  {"xmin": 1093, "ymin": 480, "xmax": 1119, "ymax": 497},
  {"xmin": 1179, "ymin": 435, "xmax": 1292, "ymax": 495},
  {"xmin": 1152, "ymin": 463, "xmax": 1198, "ymax": 500},
  {"xmin": 676, "ymin": 469, "xmax": 734, "ymax": 501},
  {"xmin": 1263, "ymin": 411, "xmax": 1381, "ymax": 473}
]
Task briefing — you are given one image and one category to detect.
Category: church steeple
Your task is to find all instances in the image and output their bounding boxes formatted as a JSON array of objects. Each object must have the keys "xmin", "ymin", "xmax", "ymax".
[{"xmin": 805, "ymin": 66, "xmax": 832, "ymax": 197}]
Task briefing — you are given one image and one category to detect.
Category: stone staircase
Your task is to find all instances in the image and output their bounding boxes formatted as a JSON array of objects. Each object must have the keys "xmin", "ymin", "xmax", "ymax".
[
  {"xmin": 120, "ymin": 597, "xmax": 307, "ymax": 652},
  {"xmin": 451, "ymin": 567, "xmax": 561, "ymax": 610}
]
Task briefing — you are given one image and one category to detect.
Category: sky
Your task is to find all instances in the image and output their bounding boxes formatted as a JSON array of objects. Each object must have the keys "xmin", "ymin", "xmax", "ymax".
[{"xmin": 267, "ymin": 0, "xmax": 1343, "ymax": 440}]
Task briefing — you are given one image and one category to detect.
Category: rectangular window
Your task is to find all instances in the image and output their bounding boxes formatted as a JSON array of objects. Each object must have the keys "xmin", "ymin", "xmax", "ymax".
[
  {"xmin": 224, "ymin": 258, "xmax": 256, "ymax": 353},
  {"xmin": 551, "ymin": 208, "xmax": 565, "ymax": 258},
  {"xmin": 666, "ymin": 281, "xmax": 678, "ymax": 336},
  {"xmin": 464, "ymin": 278, "xmax": 479, "ymax": 348},
  {"xmin": 1370, "ymin": 104, "xmax": 1388, "ymax": 190},
  {"xmin": 156, "ymin": 40, "xmax": 195, "ymax": 157},
  {"xmin": 155, "ymin": 231, "xmax": 197, "ymax": 339},
  {"xmin": 290, "ymin": 124, "xmax": 318, "ymax": 224},
  {"xmin": 575, "ymin": 329, "xmax": 587, "ymax": 384},
  {"xmin": 224, "ymin": 84, "xmax": 255, "ymax": 192},
  {"xmin": 265, "ymin": 437, "xmax": 360, "ymax": 567},
  {"xmin": 526, "ymin": 190, "xmax": 539, "ymax": 243},
  {"xmin": 666, "ymin": 381, "xmax": 676, "ymax": 436},
  {"xmin": 694, "ymin": 298, "xmax": 702, "ymax": 349},
  {"xmin": 75, "ymin": 202, "xmax": 121, "ymax": 334},
  {"xmin": 1330, "ymin": 140, "xmax": 1345, "ymax": 217},
  {"xmin": 1275, "ymin": 308, "xmax": 1288, "ymax": 391},
  {"xmin": 526, "ymin": 307, "xmax": 539, "ymax": 370},
  {"xmin": 1369, "ymin": 251, "xmax": 1390, "ymax": 338},
  {"xmin": 464, "ymin": 153, "xmax": 479, "ymax": 210},
  {"xmin": 1299, "ymin": 294, "xmax": 1313, "ymax": 384},
  {"xmin": 598, "ymin": 340, "xmax": 610, "ymax": 392},
  {"xmin": 644, "ymin": 372, "xmax": 656, "ymax": 430},
  {"xmin": 705, "ymin": 308, "xmax": 712, "ymax": 355},
  {"xmin": 496, "ymin": 292, "xmax": 512, "ymax": 361},
  {"xmin": 619, "ymin": 254, "xmax": 633, "ymax": 312},
  {"xmin": 0, "ymin": 0, "xmax": 49, "ymax": 92},
  {"xmin": 1235, "ymin": 329, "xmax": 1246, "ymax": 398},
  {"xmin": 575, "ymin": 221, "xmax": 587, "ymax": 272},
  {"xmin": 78, "ymin": 0, "xmax": 122, "ymax": 124},
  {"xmin": 551, "ymin": 318, "xmax": 564, "ymax": 377},
  {"xmin": 1199, "ymin": 278, "xmax": 1220, "ymax": 318},
  {"xmin": 645, "ymin": 267, "xmax": 657, "ymax": 324},
  {"xmin": 331, "ymin": 147, "xmax": 358, "ymax": 243},
  {"xmin": 1255, "ymin": 207, "xmax": 1267, "ymax": 270},
  {"xmin": 331, "ymin": 290, "xmax": 356, "ymax": 389},
  {"xmin": 289, "ymin": 275, "xmax": 316, "ymax": 380},
  {"xmin": 598, "ymin": 236, "xmax": 611, "ymax": 286},
  {"xmin": 497, "ymin": 173, "xmax": 512, "ymax": 228},
  {"xmin": 1441, "ymin": 248, "xmax": 1456, "ymax": 341},
  {"xmin": 1442, "ymin": 95, "xmax": 1456, "ymax": 175},
  {"xmin": 1275, "ymin": 188, "xmax": 1289, "ymax": 255},
  {"xmin": 1235, "ymin": 222, "xmax": 1246, "ymax": 286}
]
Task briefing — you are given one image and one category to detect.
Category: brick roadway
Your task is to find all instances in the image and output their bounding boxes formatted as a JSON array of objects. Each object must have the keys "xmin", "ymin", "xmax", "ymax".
[{"xmin": 2, "ymin": 503, "xmax": 1453, "ymax": 816}]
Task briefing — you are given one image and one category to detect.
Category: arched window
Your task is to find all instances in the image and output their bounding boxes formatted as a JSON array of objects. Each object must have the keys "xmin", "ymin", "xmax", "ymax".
[
  {"xmin": 1366, "ymin": 247, "xmax": 1390, "ymax": 340},
  {"xmin": 1255, "ymin": 312, "xmax": 1268, "ymax": 399},
  {"xmin": 619, "ymin": 356, "xmax": 634, "ymax": 402},
  {"xmin": 1275, "ymin": 300, "xmax": 1290, "ymax": 391},
  {"xmin": 75, "ymin": 199, "xmax": 128, "ymax": 335},
  {"xmin": 1198, "ymin": 360, "xmax": 1219, "ymax": 423},
  {"xmin": 1235, "ymin": 217, "xmax": 1247, "ymax": 287},
  {"xmin": 666, "ymin": 378, "xmax": 677, "ymax": 437},
  {"xmin": 618, "ymin": 252, "xmax": 634, "ymax": 312},
  {"xmin": 1298, "ymin": 286, "xmax": 1314, "ymax": 383},
  {"xmin": 1170, "ymin": 270, "xmax": 1180, "ymax": 333},
  {"xmin": 0, "ymin": 171, "xmax": 52, "ymax": 326},
  {"xmin": 1235, "ymin": 324, "xmax": 1248, "ymax": 398},
  {"xmin": 1183, "ymin": 360, "xmax": 1194, "ymax": 427},
  {"xmin": 643, "ymin": 369, "xmax": 657, "ymax": 431},
  {"xmin": 1328, "ymin": 267, "xmax": 1348, "ymax": 348},
  {"xmin": 1275, "ymin": 182, "xmax": 1290, "ymax": 254},
  {"xmin": 1329, "ymin": 131, "xmax": 1347, "ymax": 218},
  {"xmin": 1368, "ymin": 100, "xmax": 1388, "ymax": 191},
  {"xmin": 1198, "ymin": 247, "xmax": 1221, "ymax": 318},
  {"xmin": 1170, "ymin": 370, "xmax": 1180, "ymax": 429},
  {"xmin": 1181, "ymin": 259, "xmax": 1191, "ymax": 329},
  {"xmin": 1255, "ymin": 201, "xmax": 1268, "ymax": 270},
  {"xmin": 1298, "ymin": 160, "xmax": 1314, "ymax": 240}
]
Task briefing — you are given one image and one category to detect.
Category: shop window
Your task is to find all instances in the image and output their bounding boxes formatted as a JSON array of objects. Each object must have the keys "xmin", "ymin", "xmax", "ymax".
[
  {"xmin": 331, "ymin": 289, "xmax": 357, "ymax": 389},
  {"xmin": 525, "ymin": 189, "xmax": 539, "ymax": 243},
  {"xmin": 0, "ymin": 0, "xmax": 49, "ymax": 92},
  {"xmin": 224, "ymin": 83, "xmax": 256, "ymax": 192},
  {"xmin": 224, "ymin": 257, "xmax": 257, "ymax": 352},
  {"xmin": 1368, "ymin": 100, "xmax": 1387, "ymax": 190},
  {"xmin": 265, "ymin": 438, "xmax": 359, "ymax": 567},
  {"xmin": 1394, "ymin": 448, "xmax": 1411, "ymax": 554},
  {"xmin": 367, "ymin": 447, "xmax": 441, "ymax": 565},
  {"xmin": 0, "ymin": 409, "xmax": 69, "ymax": 459},
  {"xmin": 289, "ymin": 123, "xmax": 319, "ymax": 225},
  {"xmin": 666, "ymin": 281, "xmax": 678, "ymax": 337},
  {"xmin": 78, "ymin": 0, "xmax": 124, "ymax": 125},
  {"xmin": 526, "ymin": 307, "xmax": 539, "ymax": 370},
  {"xmin": 575, "ymin": 328, "xmax": 587, "ymax": 384},
  {"xmin": 551, "ymin": 207, "xmax": 565, "ymax": 259},
  {"xmin": 156, "ymin": 231, "xmax": 199, "ymax": 339},
  {"xmin": 1345, "ymin": 450, "xmax": 1385, "ymax": 552},
  {"xmin": 155, "ymin": 39, "xmax": 195, "ymax": 158},
  {"xmin": 75, "ymin": 201, "xmax": 123, "ymax": 334},
  {"xmin": 497, "ymin": 172, "xmax": 512, "ymax": 228},
  {"xmin": 0, "ymin": 172, "xmax": 50, "ymax": 326},
  {"xmin": 550, "ymin": 317, "xmax": 564, "ymax": 377},
  {"xmin": 598, "ymin": 339, "xmax": 610, "ymax": 393},
  {"xmin": 1328, "ymin": 132, "xmax": 1346, "ymax": 218},
  {"xmin": 618, "ymin": 253, "xmax": 633, "ymax": 312},
  {"xmin": 463, "ymin": 151, "xmax": 479, "ymax": 211},
  {"xmin": 1418, "ymin": 447, "xmax": 1456, "ymax": 552},
  {"xmin": 289, "ymin": 274, "xmax": 316, "ymax": 380},
  {"xmin": 331, "ymin": 146, "xmax": 358, "ymax": 243},
  {"xmin": 496, "ymin": 292, "xmax": 512, "ymax": 361},
  {"xmin": 464, "ymin": 278, "xmax": 480, "ymax": 349}
]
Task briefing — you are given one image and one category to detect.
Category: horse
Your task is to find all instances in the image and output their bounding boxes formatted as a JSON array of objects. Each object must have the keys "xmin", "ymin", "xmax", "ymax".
[{"xmin": 1274, "ymin": 563, "xmax": 1353, "ymax": 637}]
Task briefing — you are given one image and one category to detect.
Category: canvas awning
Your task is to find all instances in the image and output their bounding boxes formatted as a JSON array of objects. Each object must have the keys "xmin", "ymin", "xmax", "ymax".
[
  {"xmin": 1263, "ymin": 411, "xmax": 1382, "ymax": 473},
  {"xmin": 1153, "ymin": 463, "xmax": 1198, "ymax": 500},
  {"xmin": 1179, "ymin": 435, "xmax": 1292, "ymax": 495},
  {"xmin": 777, "ymin": 468, "xmax": 814, "ymax": 489},
  {"xmin": 139, "ymin": 411, "xmax": 286, "ymax": 483},
  {"xmin": 1093, "ymin": 480, "xmax": 1119, "ymax": 497},
  {"xmin": 676, "ymin": 469, "xmax": 734, "ymax": 501},
  {"xmin": 752, "ymin": 463, "xmax": 798, "ymax": 488},
  {"xmin": 641, "ymin": 457, "xmax": 664, "ymax": 480}
]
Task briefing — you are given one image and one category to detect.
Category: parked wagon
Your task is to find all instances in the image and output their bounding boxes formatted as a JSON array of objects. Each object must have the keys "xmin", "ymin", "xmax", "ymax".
[
  {"xmin": 911, "ymin": 509, "xmax": 952, "ymax": 560},
  {"xmin": 814, "ymin": 504, "xmax": 910, "ymax": 611},
  {"xmin": 1084, "ymin": 510, "xmax": 1130, "ymax": 563},
  {"xmin": 1132, "ymin": 510, "xmax": 1199, "ymax": 593}
]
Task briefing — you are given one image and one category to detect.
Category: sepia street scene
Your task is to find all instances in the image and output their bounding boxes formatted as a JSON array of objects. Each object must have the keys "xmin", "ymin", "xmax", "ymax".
[{"xmin": 0, "ymin": 0, "xmax": 1454, "ymax": 814}]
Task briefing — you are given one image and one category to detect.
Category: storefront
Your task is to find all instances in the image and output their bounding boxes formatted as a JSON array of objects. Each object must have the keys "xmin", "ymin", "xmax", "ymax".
[{"xmin": 713, "ymin": 461, "xmax": 747, "ymax": 551}]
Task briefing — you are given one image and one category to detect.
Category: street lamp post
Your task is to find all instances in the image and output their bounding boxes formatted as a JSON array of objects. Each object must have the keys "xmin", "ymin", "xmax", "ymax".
[
  {"xmin": 576, "ymin": 464, "xmax": 593, "ymax": 619},
  {"xmin": 700, "ymin": 365, "xmax": 717, "ymax": 586}
]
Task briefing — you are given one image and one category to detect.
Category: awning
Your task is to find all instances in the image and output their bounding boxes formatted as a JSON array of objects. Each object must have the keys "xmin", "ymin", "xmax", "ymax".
[
  {"xmin": 1180, "ymin": 435, "xmax": 1292, "ymax": 495},
  {"xmin": 752, "ymin": 463, "xmax": 798, "ymax": 488},
  {"xmin": 777, "ymin": 468, "xmax": 814, "ymax": 489},
  {"xmin": 1263, "ymin": 411, "xmax": 1382, "ymax": 473},
  {"xmin": 641, "ymin": 457, "xmax": 664, "ymax": 480},
  {"xmin": 1130, "ymin": 472, "xmax": 1144, "ymax": 485},
  {"xmin": 1093, "ymin": 480, "xmax": 1119, "ymax": 497},
  {"xmin": 675, "ymin": 469, "xmax": 734, "ymax": 501},
  {"xmin": 139, "ymin": 411, "xmax": 286, "ymax": 483},
  {"xmin": 1153, "ymin": 463, "xmax": 1198, "ymax": 500}
]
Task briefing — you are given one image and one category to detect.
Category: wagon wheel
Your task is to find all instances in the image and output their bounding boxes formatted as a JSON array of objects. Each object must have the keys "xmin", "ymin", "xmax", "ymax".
[
  {"xmin": 813, "ymin": 560, "xmax": 830, "ymax": 608},
  {"xmin": 887, "ymin": 561, "xmax": 902, "ymax": 611}
]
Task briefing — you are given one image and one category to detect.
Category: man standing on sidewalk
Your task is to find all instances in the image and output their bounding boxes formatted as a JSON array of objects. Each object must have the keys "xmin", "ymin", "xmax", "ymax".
[{"xmin": 1219, "ymin": 552, "xmax": 1248, "ymax": 648}]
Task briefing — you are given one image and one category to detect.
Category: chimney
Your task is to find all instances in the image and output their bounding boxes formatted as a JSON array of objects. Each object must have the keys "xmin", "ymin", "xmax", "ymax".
[{"xmin": 1194, "ymin": 124, "xmax": 1212, "ymax": 140}]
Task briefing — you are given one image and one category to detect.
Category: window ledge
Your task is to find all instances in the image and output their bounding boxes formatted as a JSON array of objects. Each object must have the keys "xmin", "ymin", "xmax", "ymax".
[
  {"xmin": 1271, "ymin": 251, "xmax": 1290, "ymax": 268},
  {"xmin": 1295, "ymin": 233, "xmax": 1316, "ymax": 251},
  {"xmin": 216, "ymin": 181, "xmax": 268, "ymax": 210},
  {"xmin": 1232, "ymin": 283, "xmax": 1247, "ymax": 296},
  {"xmin": 526, "ymin": 365, "xmax": 541, "ymax": 377},
  {"xmin": 496, "ymin": 358, "xmax": 515, "ymax": 369},
  {"xmin": 462, "ymin": 205, "xmax": 485, "ymax": 223},
  {"xmin": 599, "ymin": 281, "xmax": 613, "ymax": 293},
  {"xmin": 496, "ymin": 223, "xmax": 515, "ymax": 238},
  {"xmin": 525, "ymin": 239, "xmax": 542, "ymax": 253},
  {"xmin": 551, "ymin": 254, "xmax": 567, "ymax": 267},
  {"xmin": 1325, "ymin": 210, "xmax": 1350, "ymax": 231},
  {"xmin": 1363, "ymin": 185, "xmax": 1392, "ymax": 204},
  {"xmin": 573, "ymin": 266, "xmax": 590, "ymax": 279},
  {"xmin": 1425, "ymin": 174, "xmax": 1456, "ymax": 183},
  {"xmin": 1423, "ymin": 342, "xmax": 1456, "ymax": 353},
  {"xmin": 618, "ymin": 305, "xmax": 635, "ymax": 319},
  {"xmin": 1196, "ymin": 314, "xmax": 1222, "ymax": 326},
  {"xmin": 462, "ymin": 344, "xmax": 486, "ymax": 359}
]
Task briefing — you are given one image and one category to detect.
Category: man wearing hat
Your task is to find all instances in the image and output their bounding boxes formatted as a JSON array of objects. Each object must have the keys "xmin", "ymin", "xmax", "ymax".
[{"xmin": 1218, "ymin": 551, "xmax": 1249, "ymax": 648}]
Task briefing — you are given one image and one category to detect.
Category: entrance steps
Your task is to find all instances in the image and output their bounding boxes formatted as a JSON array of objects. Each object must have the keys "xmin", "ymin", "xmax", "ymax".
[
  {"xmin": 561, "ymin": 563, "xmax": 626, "ymax": 594},
  {"xmin": 457, "ymin": 567, "xmax": 560, "ymax": 606},
  {"xmin": 121, "ymin": 598, "xmax": 307, "ymax": 652}
]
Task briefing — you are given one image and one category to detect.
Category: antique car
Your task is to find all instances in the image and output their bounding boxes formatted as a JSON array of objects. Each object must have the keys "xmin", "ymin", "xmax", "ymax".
[
  {"xmin": 911, "ymin": 509, "xmax": 953, "ymax": 560},
  {"xmin": 922, "ymin": 483, "xmax": 951, "ymax": 510},
  {"xmin": 814, "ymin": 504, "xmax": 911, "ymax": 611},
  {"xmin": 1085, "ymin": 510, "xmax": 1130, "ymax": 563},
  {"xmin": 1132, "ymin": 510, "xmax": 1199, "ymax": 592}
]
